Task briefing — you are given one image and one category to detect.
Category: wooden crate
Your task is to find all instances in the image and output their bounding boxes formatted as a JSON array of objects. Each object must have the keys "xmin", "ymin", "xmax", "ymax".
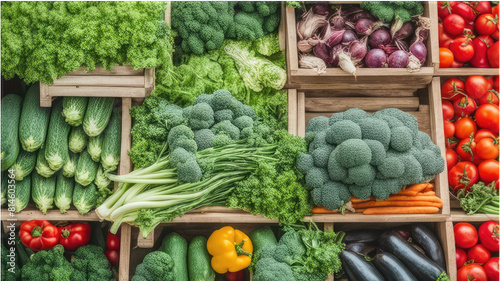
[
  {"xmin": 288, "ymin": 77, "xmax": 450, "ymax": 218},
  {"xmin": 285, "ymin": 1, "xmax": 439, "ymax": 90}
]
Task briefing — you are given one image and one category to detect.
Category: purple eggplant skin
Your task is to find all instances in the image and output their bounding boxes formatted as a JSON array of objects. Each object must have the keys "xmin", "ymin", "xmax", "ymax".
[
  {"xmin": 340, "ymin": 250, "xmax": 384, "ymax": 281},
  {"xmin": 342, "ymin": 229, "xmax": 381, "ymax": 244},
  {"xmin": 410, "ymin": 224, "xmax": 446, "ymax": 270},
  {"xmin": 372, "ymin": 252, "xmax": 418, "ymax": 281},
  {"xmin": 345, "ymin": 242, "xmax": 376, "ymax": 257},
  {"xmin": 379, "ymin": 231, "xmax": 446, "ymax": 281}
]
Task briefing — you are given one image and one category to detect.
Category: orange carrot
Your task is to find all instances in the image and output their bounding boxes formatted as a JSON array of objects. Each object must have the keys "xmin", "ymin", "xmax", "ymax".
[
  {"xmin": 354, "ymin": 208, "xmax": 366, "ymax": 213},
  {"xmin": 422, "ymin": 184, "xmax": 435, "ymax": 193},
  {"xmin": 352, "ymin": 200, "xmax": 443, "ymax": 209},
  {"xmin": 418, "ymin": 191, "xmax": 436, "ymax": 196},
  {"xmin": 362, "ymin": 206, "xmax": 440, "ymax": 215},
  {"xmin": 350, "ymin": 196, "xmax": 375, "ymax": 203},
  {"xmin": 395, "ymin": 190, "xmax": 420, "ymax": 196},
  {"xmin": 405, "ymin": 183, "xmax": 430, "ymax": 193},
  {"xmin": 387, "ymin": 195, "xmax": 442, "ymax": 202},
  {"xmin": 312, "ymin": 206, "xmax": 339, "ymax": 214}
]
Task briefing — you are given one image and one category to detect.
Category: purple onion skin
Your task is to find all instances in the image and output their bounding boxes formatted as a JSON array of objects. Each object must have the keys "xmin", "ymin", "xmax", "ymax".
[
  {"xmin": 369, "ymin": 28, "xmax": 391, "ymax": 49},
  {"xmin": 365, "ymin": 49, "xmax": 387, "ymax": 68},
  {"xmin": 388, "ymin": 50, "xmax": 410, "ymax": 68},
  {"xmin": 393, "ymin": 21, "xmax": 414, "ymax": 40},
  {"xmin": 347, "ymin": 10, "xmax": 377, "ymax": 22},
  {"xmin": 349, "ymin": 39, "xmax": 368, "ymax": 60},
  {"xmin": 330, "ymin": 44, "xmax": 344, "ymax": 66},
  {"xmin": 355, "ymin": 18, "xmax": 373, "ymax": 35},
  {"xmin": 326, "ymin": 30, "xmax": 345, "ymax": 47},
  {"xmin": 342, "ymin": 30, "xmax": 357, "ymax": 44},
  {"xmin": 314, "ymin": 42, "xmax": 333, "ymax": 64},
  {"xmin": 410, "ymin": 42, "xmax": 427, "ymax": 65},
  {"xmin": 313, "ymin": 2, "xmax": 330, "ymax": 16}
]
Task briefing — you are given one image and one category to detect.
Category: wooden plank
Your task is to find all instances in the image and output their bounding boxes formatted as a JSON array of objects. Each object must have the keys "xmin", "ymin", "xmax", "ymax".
[
  {"xmin": 305, "ymin": 90, "xmax": 417, "ymax": 97},
  {"xmin": 297, "ymin": 92, "xmax": 306, "ymax": 138},
  {"xmin": 39, "ymin": 82, "xmax": 51, "ymax": 107},
  {"xmin": 285, "ymin": 83, "xmax": 429, "ymax": 91},
  {"xmin": 0, "ymin": 208, "xmax": 99, "ymax": 221},
  {"xmin": 52, "ymin": 76, "xmax": 144, "ymax": 87},
  {"xmin": 66, "ymin": 66, "xmax": 144, "ymax": 76},
  {"xmin": 439, "ymin": 221, "xmax": 455, "ymax": 280},
  {"xmin": 136, "ymin": 230, "xmax": 155, "ymax": 248},
  {"xmin": 435, "ymin": 68, "xmax": 500, "ymax": 76},
  {"xmin": 427, "ymin": 2, "xmax": 440, "ymax": 70},
  {"xmin": 285, "ymin": 6, "xmax": 299, "ymax": 71},
  {"xmin": 119, "ymin": 224, "xmax": 132, "ymax": 281},
  {"xmin": 305, "ymin": 97, "xmax": 420, "ymax": 112},
  {"xmin": 293, "ymin": 67, "xmax": 435, "ymax": 77},
  {"xmin": 279, "ymin": 2, "xmax": 286, "ymax": 51},
  {"xmin": 47, "ymin": 86, "xmax": 147, "ymax": 98},
  {"xmin": 311, "ymin": 213, "xmax": 449, "ymax": 223},
  {"xmin": 449, "ymin": 210, "xmax": 500, "ymax": 222},
  {"xmin": 288, "ymin": 89, "xmax": 298, "ymax": 136},
  {"xmin": 324, "ymin": 222, "xmax": 334, "ymax": 281},
  {"xmin": 144, "ymin": 68, "xmax": 155, "ymax": 97}
]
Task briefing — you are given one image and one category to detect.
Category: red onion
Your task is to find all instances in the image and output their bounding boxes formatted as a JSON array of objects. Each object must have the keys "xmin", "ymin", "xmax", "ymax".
[
  {"xmin": 365, "ymin": 49, "xmax": 387, "ymax": 68},
  {"xmin": 355, "ymin": 18, "xmax": 373, "ymax": 34},
  {"xmin": 314, "ymin": 41, "xmax": 333, "ymax": 65},
  {"xmin": 393, "ymin": 21, "xmax": 414, "ymax": 40},
  {"xmin": 388, "ymin": 50, "xmax": 409, "ymax": 68},
  {"xmin": 410, "ymin": 41, "xmax": 427, "ymax": 64},
  {"xmin": 329, "ymin": 7, "xmax": 345, "ymax": 30},
  {"xmin": 330, "ymin": 44, "xmax": 345, "ymax": 66},
  {"xmin": 380, "ymin": 44, "xmax": 400, "ymax": 55},
  {"xmin": 312, "ymin": 2, "xmax": 330, "ymax": 16},
  {"xmin": 344, "ymin": 8, "xmax": 377, "ymax": 22},
  {"xmin": 297, "ymin": 8, "xmax": 328, "ymax": 40},
  {"xmin": 342, "ymin": 30, "xmax": 357, "ymax": 44},
  {"xmin": 349, "ymin": 36, "xmax": 368, "ymax": 61},
  {"xmin": 326, "ymin": 30, "xmax": 345, "ymax": 47},
  {"xmin": 369, "ymin": 28, "xmax": 391, "ymax": 49}
]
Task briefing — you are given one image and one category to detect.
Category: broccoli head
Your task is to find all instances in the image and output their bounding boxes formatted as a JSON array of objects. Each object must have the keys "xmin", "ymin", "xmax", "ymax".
[
  {"xmin": 70, "ymin": 245, "xmax": 113, "ymax": 281},
  {"xmin": 357, "ymin": 118, "xmax": 391, "ymax": 149},
  {"xmin": 252, "ymin": 257, "xmax": 296, "ymax": 281},
  {"xmin": 348, "ymin": 164, "xmax": 376, "ymax": 187},
  {"xmin": 193, "ymin": 129, "xmax": 215, "ymax": 151},
  {"xmin": 308, "ymin": 131, "xmax": 328, "ymax": 153},
  {"xmin": 328, "ymin": 112, "xmax": 344, "ymax": 125},
  {"xmin": 211, "ymin": 120, "xmax": 240, "ymax": 140},
  {"xmin": 177, "ymin": 158, "xmax": 202, "ymax": 183},
  {"xmin": 390, "ymin": 126, "xmax": 414, "ymax": 152},
  {"xmin": 348, "ymin": 184, "xmax": 372, "ymax": 200},
  {"xmin": 327, "ymin": 149, "xmax": 348, "ymax": 181},
  {"xmin": 306, "ymin": 116, "xmax": 330, "ymax": 133},
  {"xmin": 214, "ymin": 109, "xmax": 234, "ymax": 123},
  {"xmin": 335, "ymin": 139, "xmax": 372, "ymax": 168},
  {"xmin": 326, "ymin": 120, "xmax": 362, "ymax": 145},
  {"xmin": 342, "ymin": 108, "xmax": 369, "ymax": 122},
  {"xmin": 377, "ymin": 156, "xmax": 405, "ymax": 178},
  {"xmin": 296, "ymin": 152, "xmax": 314, "ymax": 175},
  {"xmin": 313, "ymin": 181, "xmax": 351, "ymax": 210},
  {"xmin": 233, "ymin": 116, "xmax": 254, "ymax": 130},
  {"xmin": 311, "ymin": 145, "xmax": 334, "ymax": 168},
  {"xmin": 167, "ymin": 125, "xmax": 195, "ymax": 149},
  {"xmin": 363, "ymin": 139, "xmax": 386, "ymax": 166},
  {"xmin": 213, "ymin": 133, "xmax": 234, "ymax": 147},
  {"xmin": 132, "ymin": 251, "xmax": 174, "ymax": 281},
  {"xmin": 21, "ymin": 245, "xmax": 73, "ymax": 281},
  {"xmin": 170, "ymin": 135, "xmax": 198, "ymax": 154},
  {"xmin": 278, "ymin": 228, "xmax": 306, "ymax": 263},
  {"xmin": 305, "ymin": 167, "xmax": 329, "ymax": 190},
  {"xmin": 186, "ymin": 102, "xmax": 215, "ymax": 130}
]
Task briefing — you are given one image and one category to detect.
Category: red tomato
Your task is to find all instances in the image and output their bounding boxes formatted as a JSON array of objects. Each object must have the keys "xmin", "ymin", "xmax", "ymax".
[
  {"xmin": 468, "ymin": 244, "xmax": 491, "ymax": 265},
  {"xmin": 458, "ymin": 264, "xmax": 488, "ymax": 281},
  {"xmin": 104, "ymin": 249, "xmax": 119, "ymax": 266},
  {"xmin": 442, "ymin": 100, "xmax": 455, "ymax": 120},
  {"xmin": 455, "ymin": 222, "xmax": 479, "ymax": 248},
  {"xmin": 484, "ymin": 257, "xmax": 499, "ymax": 281},
  {"xmin": 450, "ymin": 36, "xmax": 475, "ymax": 63},
  {"xmin": 478, "ymin": 90, "xmax": 500, "ymax": 105},
  {"xmin": 475, "ymin": 14, "xmax": 500, "ymax": 35},
  {"xmin": 456, "ymin": 136, "xmax": 478, "ymax": 162},
  {"xmin": 454, "ymin": 96, "xmax": 478, "ymax": 117},
  {"xmin": 448, "ymin": 140, "xmax": 459, "ymax": 150},
  {"xmin": 478, "ymin": 221, "xmax": 500, "ymax": 252},
  {"xmin": 452, "ymin": 2, "xmax": 479, "ymax": 22},
  {"xmin": 494, "ymin": 4, "xmax": 500, "ymax": 17},
  {"xmin": 444, "ymin": 120, "xmax": 456, "ymax": 138},
  {"xmin": 472, "ymin": 1, "xmax": 492, "ymax": 14},
  {"xmin": 456, "ymin": 247, "xmax": 468, "ymax": 269},
  {"xmin": 487, "ymin": 41, "xmax": 499, "ymax": 68},
  {"xmin": 447, "ymin": 149, "xmax": 459, "ymax": 171},
  {"xmin": 476, "ymin": 137, "xmax": 499, "ymax": 160},
  {"xmin": 443, "ymin": 14, "xmax": 466, "ymax": 35},
  {"xmin": 466, "ymin": 75, "xmax": 490, "ymax": 99},
  {"xmin": 475, "ymin": 104, "xmax": 499, "ymax": 132},
  {"xmin": 450, "ymin": 59, "xmax": 465, "ymax": 68},
  {"xmin": 475, "ymin": 129, "xmax": 498, "ymax": 143},
  {"xmin": 494, "ymin": 76, "xmax": 499, "ymax": 92},
  {"xmin": 454, "ymin": 116, "xmax": 478, "ymax": 139},
  {"xmin": 442, "ymin": 77, "xmax": 466, "ymax": 100},
  {"xmin": 449, "ymin": 161, "xmax": 480, "ymax": 191},
  {"xmin": 439, "ymin": 23, "xmax": 456, "ymax": 48},
  {"xmin": 107, "ymin": 232, "xmax": 120, "ymax": 251},
  {"xmin": 439, "ymin": 47, "xmax": 455, "ymax": 68},
  {"xmin": 478, "ymin": 35, "xmax": 495, "ymax": 47},
  {"xmin": 438, "ymin": 1, "xmax": 456, "ymax": 20},
  {"xmin": 493, "ymin": 29, "xmax": 499, "ymax": 40},
  {"xmin": 470, "ymin": 37, "xmax": 492, "ymax": 68},
  {"xmin": 478, "ymin": 159, "xmax": 500, "ymax": 184}
]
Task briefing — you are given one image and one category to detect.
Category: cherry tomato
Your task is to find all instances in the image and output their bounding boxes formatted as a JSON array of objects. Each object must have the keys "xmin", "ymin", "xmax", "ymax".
[
  {"xmin": 484, "ymin": 257, "xmax": 499, "ymax": 281},
  {"xmin": 444, "ymin": 120, "xmax": 456, "ymax": 138},
  {"xmin": 478, "ymin": 159, "xmax": 499, "ymax": 184},
  {"xmin": 478, "ymin": 35, "xmax": 495, "ymax": 47},
  {"xmin": 471, "ymin": 1, "xmax": 492, "ymax": 14},
  {"xmin": 476, "ymin": 137, "xmax": 499, "ymax": 160},
  {"xmin": 478, "ymin": 221, "xmax": 500, "ymax": 252},
  {"xmin": 454, "ymin": 116, "xmax": 477, "ymax": 139},
  {"xmin": 439, "ymin": 47, "xmax": 454, "ymax": 68},
  {"xmin": 450, "ymin": 36, "xmax": 475, "ymax": 63},
  {"xmin": 453, "ymin": 96, "xmax": 477, "ymax": 117},
  {"xmin": 475, "ymin": 104, "xmax": 499, "ymax": 132},
  {"xmin": 478, "ymin": 90, "xmax": 500, "ymax": 105},
  {"xmin": 493, "ymin": 29, "xmax": 499, "ymax": 40},
  {"xmin": 441, "ymin": 77, "xmax": 466, "ymax": 100},
  {"xmin": 443, "ymin": 14, "xmax": 466, "ymax": 35},
  {"xmin": 475, "ymin": 129, "xmax": 498, "ymax": 143},
  {"xmin": 456, "ymin": 247, "xmax": 467, "ymax": 269},
  {"xmin": 438, "ymin": 1, "xmax": 456, "ymax": 20},
  {"xmin": 107, "ymin": 232, "xmax": 120, "ymax": 251},
  {"xmin": 446, "ymin": 149, "xmax": 459, "ymax": 171},
  {"xmin": 475, "ymin": 14, "xmax": 499, "ymax": 36},
  {"xmin": 104, "ymin": 249, "xmax": 119, "ymax": 266},
  {"xmin": 456, "ymin": 136, "xmax": 478, "ymax": 162},
  {"xmin": 467, "ymin": 244, "xmax": 491, "ymax": 265},
  {"xmin": 455, "ymin": 222, "xmax": 479, "ymax": 248},
  {"xmin": 487, "ymin": 41, "xmax": 499, "ymax": 68},
  {"xmin": 442, "ymin": 100, "xmax": 455, "ymax": 120},
  {"xmin": 450, "ymin": 59, "xmax": 465, "ymax": 68},
  {"xmin": 458, "ymin": 264, "xmax": 488, "ymax": 281},
  {"xmin": 439, "ymin": 23, "xmax": 456, "ymax": 48},
  {"xmin": 452, "ymin": 2, "xmax": 478, "ymax": 22},
  {"xmin": 466, "ymin": 75, "xmax": 490, "ymax": 99},
  {"xmin": 449, "ymin": 161, "xmax": 479, "ymax": 191},
  {"xmin": 494, "ymin": 76, "xmax": 499, "ymax": 92}
]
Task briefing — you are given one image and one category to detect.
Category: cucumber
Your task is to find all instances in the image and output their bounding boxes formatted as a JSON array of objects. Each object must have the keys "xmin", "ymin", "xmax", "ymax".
[
  {"xmin": 45, "ymin": 101, "xmax": 71, "ymax": 171},
  {"xmin": 14, "ymin": 176, "xmax": 31, "ymax": 213},
  {"xmin": 35, "ymin": 147, "xmax": 57, "ymax": 178},
  {"xmin": 162, "ymin": 232, "xmax": 189, "ymax": 281},
  {"xmin": 250, "ymin": 226, "xmax": 277, "ymax": 255},
  {"xmin": 410, "ymin": 224, "xmax": 446, "ymax": 270},
  {"xmin": 54, "ymin": 172, "xmax": 74, "ymax": 213},
  {"xmin": 69, "ymin": 126, "xmax": 88, "ymax": 153},
  {"xmin": 62, "ymin": 97, "xmax": 88, "ymax": 126},
  {"xmin": 72, "ymin": 182, "xmax": 97, "ymax": 215},
  {"xmin": 83, "ymin": 97, "xmax": 114, "ymax": 137},
  {"xmin": 188, "ymin": 236, "xmax": 215, "ymax": 281},
  {"xmin": 31, "ymin": 171, "xmax": 56, "ymax": 214},
  {"xmin": 1, "ymin": 94, "xmax": 23, "ymax": 171},
  {"xmin": 62, "ymin": 152, "xmax": 79, "ymax": 178},
  {"xmin": 372, "ymin": 252, "xmax": 418, "ymax": 281},
  {"xmin": 19, "ymin": 84, "xmax": 51, "ymax": 152},
  {"xmin": 87, "ymin": 134, "xmax": 104, "ymax": 162},
  {"xmin": 340, "ymin": 250, "xmax": 384, "ymax": 281},
  {"xmin": 11, "ymin": 149, "xmax": 37, "ymax": 181},
  {"xmin": 75, "ymin": 150, "xmax": 99, "ymax": 186},
  {"xmin": 101, "ymin": 110, "xmax": 121, "ymax": 171}
]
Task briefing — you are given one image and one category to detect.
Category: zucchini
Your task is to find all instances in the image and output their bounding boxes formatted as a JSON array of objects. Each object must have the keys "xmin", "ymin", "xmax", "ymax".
[
  {"xmin": 373, "ymin": 252, "xmax": 418, "ymax": 281},
  {"xmin": 188, "ymin": 236, "xmax": 215, "ymax": 281},
  {"xmin": 410, "ymin": 224, "xmax": 446, "ymax": 270},
  {"xmin": 54, "ymin": 172, "xmax": 74, "ymax": 213},
  {"xmin": 62, "ymin": 97, "xmax": 88, "ymax": 126},
  {"xmin": 72, "ymin": 182, "xmax": 97, "ymax": 215},
  {"xmin": 94, "ymin": 165, "xmax": 112, "ymax": 189},
  {"xmin": 19, "ymin": 84, "xmax": 51, "ymax": 152},
  {"xmin": 75, "ymin": 150, "xmax": 99, "ymax": 186},
  {"xmin": 35, "ymin": 147, "xmax": 57, "ymax": 178},
  {"xmin": 62, "ymin": 152, "xmax": 79, "ymax": 178},
  {"xmin": 11, "ymin": 149, "xmax": 37, "ymax": 180},
  {"xmin": 87, "ymin": 134, "xmax": 104, "ymax": 162},
  {"xmin": 45, "ymin": 102, "xmax": 71, "ymax": 171},
  {"xmin": 83, "ymin": 97, "xmax": 114, "ymax": 137},
  {"xmin": 14, "ymin": 176, "xmax": 31, "ymax": 213},
  {"xmin": 250, "ymin": 226, "xmax": 278, "ymax": 255},
  {"xmin": 379, "ymin": 231, "xmax": 448, "ymax": 281},
  {"xmin": 340, "ymin": 250, "xmax": 384, "ymax": 281},
  {"xmin": 1, "ymin": 94, "xmax": 23, "ymax": 171},
  {"xmin": 101, "ymin": 110, "xmax": 121, "ymax": 171},
  {"xmin": 162, "ymin": 232, "xmax": 189, "ymax": 281},
  {"xmin": 69, "ymin": 126, "xmax": 88, "ymax": 153},
  {"xmin": 31, "ymin": 171, "xmax": 56, "ymax": 214}
]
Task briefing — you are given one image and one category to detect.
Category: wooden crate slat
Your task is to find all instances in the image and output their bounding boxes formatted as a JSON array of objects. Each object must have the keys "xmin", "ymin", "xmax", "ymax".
[
  {"xmin": 45, "ymin": 86, "xmax": 146, "ymax": 98},
  {"xmin": 428, "ymin": 1, "xmax": 440, "ymax": 70},
  {"xmin": 440, "ymin": 221, "xmax": 456, "ymax": 281},
  {"xmin": 449, "ymin": 209, "xmax": 500, "ymax": 222},
  {"xmin": 52, "ymin": 75, "xmax": 145, "ymax": 87},
  {"xmin": 305, "ymin": 90, "xmax": 417, "ymax": 97},
  {"xmin": 305, "ymin": 96, "xmax": 420, "ymax": 112},
  {"xmin": 288, "ymin": 89, "xmax": 298, "ymax": 136},
  {"xmin": 286, "ymin": 83, "xmax": 431, "ymax": 90},
  {"xmin": 0, "ymin": 208, "xmax": 98, "ymax": 221},
  {"xmin": 435, "ymin": 68, "xmax": 500, "ymax": 76},
  {"xmin": 297, "ymin": 91, "xmax": 306, "ymax": 138},
  {"xmin": 292, "ymin": 67, "xmax": 435, "ymax": 77},
  {"xmin": 66, "ymin": 66, "xmax": 144, "ymax": 76}
]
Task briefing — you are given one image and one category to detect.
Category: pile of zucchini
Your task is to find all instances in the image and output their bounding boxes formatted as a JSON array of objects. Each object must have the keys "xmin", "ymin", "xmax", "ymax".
[{"xmin": 1, "ymin": 84, "xmax": 121, "ymax": 215}]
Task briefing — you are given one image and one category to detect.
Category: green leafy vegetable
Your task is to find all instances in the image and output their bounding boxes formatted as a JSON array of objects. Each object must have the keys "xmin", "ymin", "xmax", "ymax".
[{"xmin": 458, "ymin": 182, "xmax": 500, "ymax": 215}]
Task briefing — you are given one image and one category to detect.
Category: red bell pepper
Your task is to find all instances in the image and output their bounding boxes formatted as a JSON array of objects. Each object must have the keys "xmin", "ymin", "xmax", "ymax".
[
  {"xmin": 19, "ymin": 220, "xmax": 60, "ymax": 252},
  {"xmin": 470, "ymin": 37, "xmax": 491, "ymax": 68},
  {"xmin": 58, "ymin": 223, "xmax": 91, "ymax": 251}
]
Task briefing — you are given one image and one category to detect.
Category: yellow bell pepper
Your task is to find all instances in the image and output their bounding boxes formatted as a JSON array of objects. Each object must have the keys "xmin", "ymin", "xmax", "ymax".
[{"xmin": 207, "ymin": 226, "xmax": 253, "ymax": 274}]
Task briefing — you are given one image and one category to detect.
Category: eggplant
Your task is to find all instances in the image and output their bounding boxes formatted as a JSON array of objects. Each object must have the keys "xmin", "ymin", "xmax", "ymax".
[
  {"xmin": 372, "ymin": 252, "xmax": 418, "ymax": 281},
  {"xmin": 345, "ymin": 242, "xmax": 376, "ymax": 257},
  {"xmin": 343, "ymin": 229, "xmax": 381, "ymax": 244},
  {"xmin": 411, "ymin": 224, "xmax": 446, "ymax": 270},
  {"xmin": 340, "ymin": 250, "xmax": 384, "ymax": 281},
  {"xmin": 379, "ymin": 231, "xmax": 447, "ymax": 281}
]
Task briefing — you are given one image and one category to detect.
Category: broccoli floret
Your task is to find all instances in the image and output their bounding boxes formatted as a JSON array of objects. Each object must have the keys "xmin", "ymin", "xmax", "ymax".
[
  {"xmin": 335, "ymin": 139, "xmax": 372, "ymax": 168},
  {"xmin": 362, "ymin": 139, "xmax": 386, "ymax": 166},
  {"xmin": 410, "ymin": 3, "xmax": 424, "ymax": 15},
  {"xmin": 152, "ymin": 100, "xmax": 186, "ymax": 130},
  {"xmin": 306, "ymin": 116, "xmax": 329, "ymax": 133},
  {"xmin": 211, "ymin": 120, "xmax": 240, "ymax": 140},
  {"xmin": 240, "ymin": 127, "xmax": 254, "ymax": 139},
  {"xmin": 318, "ymin": 181, "xmax": 351, "ymax": 210},
  {"xmin": 177, "ymin": 158, "xmax": 202, "ymax": 183},
  {"xmin": 411, "ymin": 148, "xmax": 445, "ymax": 176},
  {"xmin": 253, "ymin": 258, "xmax": 296, "ymax": 281},
  {"xmin": 232, "ymin": 12, "xmax": 265, "ymax": 41},
  {"xmin": 369, "ymin": 3, "xmax": 395, "ymax": 22},
  {"xmin": 326, "ymin": 120, "xmax": 362, "ymax": 145},
  {"xmin": 211, "ymin": 89, "xmax": 239, "ymax": 111},
  {"xmin": 170, "ymin": 147, "xmax": 196, "ymax": 168},
  {"xmin": 214, "ymin": 109, "xmax": 234, "ymax": 123},
  {"xmin": 327, "ymin": 150, "xmax": 348, "ymax": 181},
  {"xmin": 186, "ymin": 102, "xmax": 215, "ymax": 130},
  {"xmin": 348, "ymin": 164, "xmax": 376, "ymax": 187},
  {"xmin": 372, "ymin": 178, "xmax": 403, "ymax": 199},
  {"xmin": 414, "ymin": 130, "xmax": 434, "ymax": 149},
  {"xmin": 342, "ymin": 108, "xmax": 369, "ymax": 122},
  {"xmin": 373, "ymin": 114, "xmax": 404, "ymax": 129},
  {"xmin": 376, "ymin": 108, "xmax": 419, "ymax": 139},
  {"xmin": 311, "ymin": 145, "xmax": 334, "ymax": 168},
  {"xmin": 193, "ymin": 129, "xmax": 215, "ymax": 151},
  {"xmin": 194, "ymin": 93, "xmax": 213, "ymax": 107},
  {"xmin": 357, "ymin": 118, "xmax": 391, "ymax": 149},
  {"xmin": 170, "ymin": 135, "xmax": 198, "ymax": 154},
  {"xmin": 305, "ymin": 167, "xmax": 329, "ymax": 190},
  {"xmin": 70, "ymin": 245, "xmax": 113, "ymax": 281},
  {"xmin": 403, "ymin": 1, "xmax": 418, "ymax": 9},
  {"xmin": 349, "ymin": 184, "xmax": 372, "ymax": 200},
  {"xmin": 377, "ymin": 156, "xmax": 405, "ymax": 178},
  {"xmin": 132, "ymin": 251, "xmax": 174, "ymax": 281},
  {"xmin": 328, "ymin": 112, "xmax": 344, "ymax": 125},
  {"xmin": 390, "ymin": 126, "xmax": 413, "ymax": 152},
  {"xmin": 308, "ymin": 131, "xmax": 328, "ymax": 153},
  {"xmin": 278, "ymin": 228, "xmax": 306, "ymax": 263},
  {"xmin": 167, "ymin": 125, "xmax": 194, "ymax": 149},
  {"xmin": 297, "ymin": 152, "xmax": 314, "ymax": 175},
  {"xmin": 213, "ymin": 133, "xmax": 234, "ymax": 147},
  {"xmin": 233, "ymin": 116, "xmax": 254, "ymax": 130},
  {"xmin": 233, "ymin": 104, "xmax": 258, "ymax": 120},
  {"xmin": 399, "ymin": 154, "xmax": 424, "ymax": 185}
]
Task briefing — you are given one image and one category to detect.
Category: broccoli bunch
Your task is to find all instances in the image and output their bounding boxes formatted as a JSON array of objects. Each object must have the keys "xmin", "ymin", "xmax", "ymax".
[
  {"xmin": 21, "ymin": 245, "xmax": 74, "ymax": 281},
  {"xmin": 70, "ymin": 245, "xmax": 114, "ymax": 281},
  {"xmin": 1, "ymin": 244, "xmax": 20, "ymax": 281},
  {"xmin": 360, "ymin": 1, "xmax": 424, "ymax": 23},
  {"xmin": 131, "ymin": 251, "xmax": 175, "ymax": 281},
  {"xmin": 228, "ymin": 2, "xmax": 281, "ymax": 41},
  {"xmin": 299, "ymin": 108, "xmax": 444, "ymax": 210}
]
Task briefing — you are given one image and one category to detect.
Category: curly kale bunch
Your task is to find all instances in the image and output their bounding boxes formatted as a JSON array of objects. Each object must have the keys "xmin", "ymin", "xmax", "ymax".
[
  {"xmin": 1, "ymin": 1, "xmax": 174, "ymax": 84},
  {"xmin": 300, "ymin": 108, "xmax": 444, "ymax": 210}
]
